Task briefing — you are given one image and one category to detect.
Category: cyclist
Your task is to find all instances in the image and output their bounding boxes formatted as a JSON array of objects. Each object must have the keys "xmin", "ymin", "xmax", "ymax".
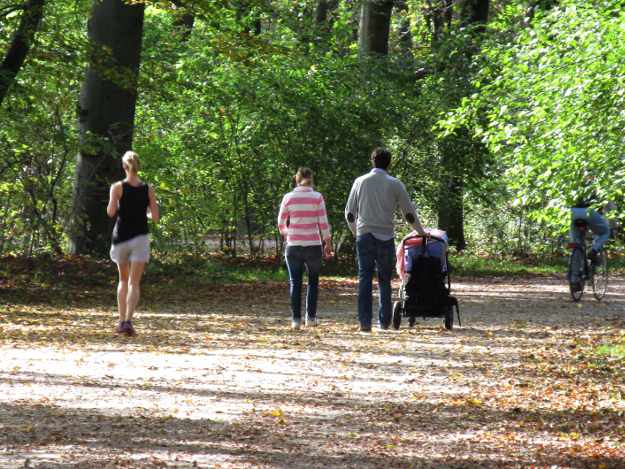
[{"xmin": 569, "ymin": 190, "xmax": 613, "ymax": 270}]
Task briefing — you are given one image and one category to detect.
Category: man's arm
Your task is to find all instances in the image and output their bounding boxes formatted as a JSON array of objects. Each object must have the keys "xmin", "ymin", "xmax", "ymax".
[
  {"xmin": 344, "ymin": 181, "xmax": 359, "ymax": 236},
  {"xmin": 397, "ymin": 181, "xmax": 426, "ymax": 235}
]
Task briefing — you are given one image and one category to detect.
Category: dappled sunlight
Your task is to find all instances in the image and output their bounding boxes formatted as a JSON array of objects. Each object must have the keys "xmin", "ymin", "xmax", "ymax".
[{"xmin": 1, "ymin": 276, "xmax": 625, "ymax": 467}]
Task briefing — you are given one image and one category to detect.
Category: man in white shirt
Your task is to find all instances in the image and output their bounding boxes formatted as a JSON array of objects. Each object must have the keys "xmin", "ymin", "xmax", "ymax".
[{"xmin": 345, "ymin": 148, "xmax": 426, "ymax": 332}]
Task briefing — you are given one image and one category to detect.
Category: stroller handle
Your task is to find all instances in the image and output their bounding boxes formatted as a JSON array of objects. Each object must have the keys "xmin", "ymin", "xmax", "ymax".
[{"xmin": 403, "ymin": 234, "xmax": 447, "ymax": 244}]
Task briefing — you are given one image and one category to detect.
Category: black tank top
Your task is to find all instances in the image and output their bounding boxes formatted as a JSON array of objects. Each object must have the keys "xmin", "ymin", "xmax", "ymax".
[{"xmin": 112, "ymin": 182, "xmax": 149, "ymax": 245}]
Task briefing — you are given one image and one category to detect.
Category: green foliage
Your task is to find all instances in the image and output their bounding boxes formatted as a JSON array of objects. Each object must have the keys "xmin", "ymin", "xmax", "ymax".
[
  {"xmin": 0, "ymin": 0, "xmax": 88, "ymax": 254},
  {"xmin": 447, "ymin": 0, "xmax": 625, "ymax": 240},
  {"xmin": 135, "ymin": 5, "xmax": 433, "ymax": 256},
  {"xmin": 0, "ymin": 0, "xmax": 622, "ymax": 259}
]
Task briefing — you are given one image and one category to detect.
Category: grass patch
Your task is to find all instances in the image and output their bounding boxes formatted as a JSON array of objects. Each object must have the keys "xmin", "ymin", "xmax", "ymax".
[
  {"xmin": 449, "ymin": 254, "xmax": 566, "ymax": 277},
  {"xmin": 449, "ymin": 251, "xmax": 625, "ymax": 277},
  {"xmin": 149, "ymin": 253, "xmax": 289, "ymax": 283},
  {"xmin": 0, "ymin": 253, "xmax": 290, "ymax": 293},
  {"xmin": 595, "ymin": 342, "xmax": 625, "ymax": 359},
  {"xmin": 0, "ymin": 251, "xmax": 622, "ymax": 296}
]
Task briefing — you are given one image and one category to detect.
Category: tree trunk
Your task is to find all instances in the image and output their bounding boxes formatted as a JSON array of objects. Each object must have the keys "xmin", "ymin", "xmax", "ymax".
[
  {"xmin": 0, "ymin": 0, "xmax": 45, "ymax": 105},
  {"xmin": 437, "ymin": 161, "xmax": 466, "ymax": 250},
  {"xmin": 460, "ymin": 0, "xmax": 489, "ymax": 30},
  {"xmin": 395, "ymin": 0, "xmax": 413, "ymax": 60},
  {"xmin": 172, "ymin": 0, "xmax": 195, "ymax": 41},
  {"xmin": 314, "ymin": 0, "xmax": 338, "ymax": 46},
  {"xmin": 70, "ymin": 0, "xmax": 145, "ymax": 256},
  {"xmin": 358, "ymin": 0, "xmax": 394, "ymax": 56},
  {"xmin": 315, "ymin": 0, "xmax": 338, "ymax": 25},
  {"xmin": 435, "ymin": 0, "xmax": 489, "ymax": 251},
  {"xmin": 426, "ymin": 0, "xmax": 453, "ymax": 46},
  {"xmin": 242, "ymin": 181, "xmax": 255, "ymax": 256}
]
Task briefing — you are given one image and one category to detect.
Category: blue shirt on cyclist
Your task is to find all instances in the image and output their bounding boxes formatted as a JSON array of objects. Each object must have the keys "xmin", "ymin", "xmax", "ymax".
[{"xmin": 570, "ymin": 191, "xmax": 611, "ymax": 260}]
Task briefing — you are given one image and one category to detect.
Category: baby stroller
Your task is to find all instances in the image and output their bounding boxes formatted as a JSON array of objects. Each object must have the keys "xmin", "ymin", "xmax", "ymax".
[{"xmin": 392, "ymin": 229, "xmax": 461, "ymax": 330}]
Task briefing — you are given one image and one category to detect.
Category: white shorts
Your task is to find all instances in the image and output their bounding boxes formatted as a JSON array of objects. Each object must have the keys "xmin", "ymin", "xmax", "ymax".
[{"xmin": 110, "ymin": 235, "xmax": 150, "ymax": 264}]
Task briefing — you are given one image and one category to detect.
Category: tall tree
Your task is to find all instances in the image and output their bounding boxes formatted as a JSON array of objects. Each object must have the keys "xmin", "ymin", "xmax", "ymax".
[
  {"xmin": 358, "ymin": 0, "xmax": 394, "ymax": 55},
  {"xmin": 70, "ymin": 0, "xmax": 145, "ymax": 256},
  {"xmin": 0, "ymin": 0, "xmax": 45, "ymax": 105},
  {"xmin": 315, "ymin": 0, "xmax": 338, "ymax": 25},
  {"xmin": 435, "ymin": 0, "xmax": 489, "ymax": 250},
  {"xmin": 314, "ymin": 0, "xmax": 338, "ymax": 45},
  {"xmin": 396, "ymin": 0, "xmax": 413, "ymax": 60},
  {"xmin": 426, "ymin": 0, "xmax": 452, "ymax": 45},
  {"xmin": 172, "ymin": 0, "xmax": 195, "ymax": 41},
  {"xmin": 460, "ymin": 0, "xmax": 489, "ymax": 28}
]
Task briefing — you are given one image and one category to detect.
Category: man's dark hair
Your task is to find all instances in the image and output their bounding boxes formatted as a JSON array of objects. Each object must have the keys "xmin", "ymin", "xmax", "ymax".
[{"xmin": 371, "ymin": 147, "xmax": 391, "ymax": 170}]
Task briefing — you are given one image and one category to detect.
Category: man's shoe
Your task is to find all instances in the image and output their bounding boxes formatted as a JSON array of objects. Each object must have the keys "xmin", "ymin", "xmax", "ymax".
[
  {"xmin": 359, "ymin": 325, "xmax": 372, "ymax": 333},
  {"xmin": 305, "ymin": 316, "xmax": 318, "ymax": 327},
  {"xmin": 292, "ymin": 319, "xmax": 302, "ymax": 330}
]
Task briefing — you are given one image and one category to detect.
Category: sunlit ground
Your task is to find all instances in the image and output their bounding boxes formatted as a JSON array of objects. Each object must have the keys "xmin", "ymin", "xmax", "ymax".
[{"xmin": 1, "ymin": 272, "xmax": 624, "ymax": 468}]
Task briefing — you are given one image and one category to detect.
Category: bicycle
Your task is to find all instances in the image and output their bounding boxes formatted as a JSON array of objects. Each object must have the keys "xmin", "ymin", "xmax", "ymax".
[{"xmin": 567, "ymin": 219, "xmax": 608, "ymax": 302}]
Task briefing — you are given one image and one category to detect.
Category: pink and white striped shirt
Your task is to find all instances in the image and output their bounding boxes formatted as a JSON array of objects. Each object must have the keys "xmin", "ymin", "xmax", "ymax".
[{"xmin": 277, "ymin": 186, "xmax": 331, "ymax": 247}]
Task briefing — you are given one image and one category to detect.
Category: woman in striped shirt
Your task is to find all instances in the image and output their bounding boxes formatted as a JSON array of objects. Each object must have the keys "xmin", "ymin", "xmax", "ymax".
[{"xmin": 278, "ymin": 168, "xmax": 333, "ymax": 330}]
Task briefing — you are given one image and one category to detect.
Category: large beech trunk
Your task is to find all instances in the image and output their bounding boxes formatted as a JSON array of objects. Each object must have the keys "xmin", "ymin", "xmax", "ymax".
[{"xmin": 70, "ymin": 0, "xmax": 145, "ymax": 256}]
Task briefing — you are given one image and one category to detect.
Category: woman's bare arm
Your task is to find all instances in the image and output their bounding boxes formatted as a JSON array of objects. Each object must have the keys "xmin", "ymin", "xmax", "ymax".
[
  {"xmin": 107, "ymin": 183, "xmax": 122, "ymax": 218},
  {"xmin": 147, "ymin": 185, "xmax": 160, "ymax": 223}
]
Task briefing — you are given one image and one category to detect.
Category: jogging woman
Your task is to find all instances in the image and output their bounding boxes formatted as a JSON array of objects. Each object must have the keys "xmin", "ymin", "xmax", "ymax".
[
  {"xmin": 278, "ymin": 168, "xmax": 333, "ymax": 330},
  {"xmin": 107, "ymin": 151, "xmax": 159, "ymax": 336}
]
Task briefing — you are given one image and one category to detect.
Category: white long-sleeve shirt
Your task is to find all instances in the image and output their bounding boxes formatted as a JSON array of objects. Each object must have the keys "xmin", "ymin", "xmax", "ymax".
[{"xmin": 345, "ymin": 168, "xmax": 425, "ymax": 238}]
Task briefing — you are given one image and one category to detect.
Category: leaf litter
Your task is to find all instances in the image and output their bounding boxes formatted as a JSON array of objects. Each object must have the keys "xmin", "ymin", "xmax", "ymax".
[{"xmin": 0, "ymin": 261, "xmax": 624, "ymax": 468}]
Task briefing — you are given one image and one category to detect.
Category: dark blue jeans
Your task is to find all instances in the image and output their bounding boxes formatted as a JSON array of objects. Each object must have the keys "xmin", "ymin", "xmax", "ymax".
[
  {"xmin": 570, "ymin": 208, "xmax": 610, "ymax": 252},
  {"xmin": 285, "ymin": 245, "xmax": 322, "ymax": 321},
  {"xmin": 356, "ymin": 233, "xmax": 396, "ymax": 329}
]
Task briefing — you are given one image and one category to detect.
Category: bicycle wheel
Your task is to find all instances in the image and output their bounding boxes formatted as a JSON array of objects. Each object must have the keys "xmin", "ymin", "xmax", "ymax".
[
  {"xmin": 568, "ymin": 247, "xmax": 585, "ymax": 302},
  {"xmin": 592, "ymin": 252, "xmax": 608, "ymax": 300}
]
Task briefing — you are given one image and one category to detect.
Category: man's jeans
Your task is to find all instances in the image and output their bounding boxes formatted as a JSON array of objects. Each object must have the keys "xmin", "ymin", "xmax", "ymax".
[
  {"xmin": 570, "ymin": 208, "xmax": 610, "ymax": 252},
  {"xmin": 285, "ymin": 245, "xmax": 322, "ymax": 321},
  {"xmin": 356, "ymin": 233, "xmax": 396, "ymax": 329}
]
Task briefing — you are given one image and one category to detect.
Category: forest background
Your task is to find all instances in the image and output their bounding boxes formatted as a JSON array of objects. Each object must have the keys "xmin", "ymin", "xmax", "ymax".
[{"xmin": 1, "ymin": 0, "xmax": 624, "ymax": 264}]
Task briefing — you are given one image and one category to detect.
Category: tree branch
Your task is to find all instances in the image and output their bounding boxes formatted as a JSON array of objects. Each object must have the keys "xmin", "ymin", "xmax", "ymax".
[{"xmin": 0, "ymin": 0, "xmax": 45, "ymax": 105}]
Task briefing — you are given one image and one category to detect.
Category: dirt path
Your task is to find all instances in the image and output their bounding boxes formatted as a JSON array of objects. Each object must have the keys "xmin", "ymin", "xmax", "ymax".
[{"xmin": 1, "ymin": 276, "xmax": 624, "ymax": 468}]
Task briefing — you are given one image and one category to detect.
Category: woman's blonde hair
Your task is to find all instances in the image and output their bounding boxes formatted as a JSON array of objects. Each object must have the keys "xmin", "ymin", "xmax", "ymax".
[
  {"xmin": 295, "ymin": 167, "xmax": 313, "ymax": 186},
  {"xmin": 122, "ymin": 150, "xmax": 140, "ymax": 174}
]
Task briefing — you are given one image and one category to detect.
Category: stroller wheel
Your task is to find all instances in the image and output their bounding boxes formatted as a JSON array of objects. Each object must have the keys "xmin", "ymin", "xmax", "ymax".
[
  {"xmin": 444, "ymin": 305, "xmax": 454, "ymax": 330},
  {"xmin": 392, "ymin": 301, "xmax": 402, "ymax": 330}
]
